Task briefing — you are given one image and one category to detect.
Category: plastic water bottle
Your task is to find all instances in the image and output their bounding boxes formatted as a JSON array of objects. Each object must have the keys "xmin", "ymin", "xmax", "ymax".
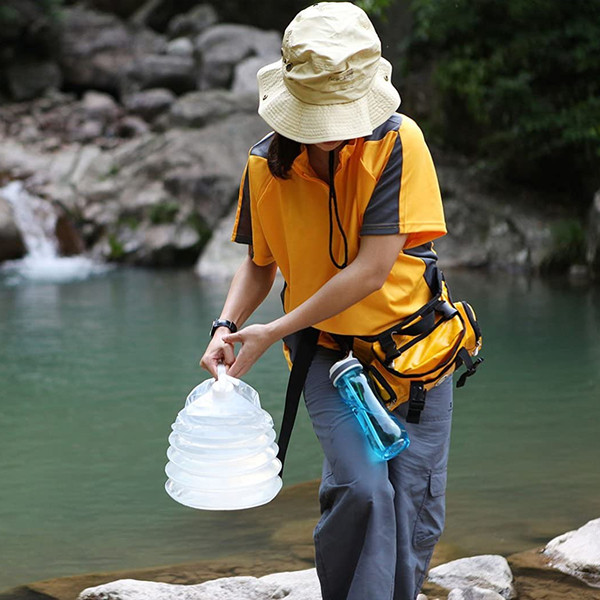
[{"xmin": 329, "ymin": 354, "xmax": 410, "ymax": 460}]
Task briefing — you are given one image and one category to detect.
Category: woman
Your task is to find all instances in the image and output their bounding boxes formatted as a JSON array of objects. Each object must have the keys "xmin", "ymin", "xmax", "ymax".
[{"xmin": 200, "ymin": 4, "xmax": 452, "ymax": 600}]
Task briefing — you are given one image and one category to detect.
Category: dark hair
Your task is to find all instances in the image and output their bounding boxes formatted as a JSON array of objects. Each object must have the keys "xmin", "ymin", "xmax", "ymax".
[{"xmin": 267, "ymin": 132, "xmax": 302, "ymax": 179}]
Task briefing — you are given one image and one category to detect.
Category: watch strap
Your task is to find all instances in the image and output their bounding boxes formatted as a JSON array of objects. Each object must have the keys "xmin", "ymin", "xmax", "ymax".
[{"xmin": 210, "ymin": 319, "xmax": 238, "ymax": 337}]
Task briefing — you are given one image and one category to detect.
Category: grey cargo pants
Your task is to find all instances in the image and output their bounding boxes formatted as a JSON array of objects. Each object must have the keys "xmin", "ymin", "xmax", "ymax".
[{"xmin": 303, "ymin": 347, "xmax": 453, "ymax": 600}]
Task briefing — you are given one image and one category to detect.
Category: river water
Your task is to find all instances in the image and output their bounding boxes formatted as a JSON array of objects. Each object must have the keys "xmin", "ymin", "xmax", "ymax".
[{"xmin": 0, "ymin": 267, "xmax": 599, "ymax": 591}]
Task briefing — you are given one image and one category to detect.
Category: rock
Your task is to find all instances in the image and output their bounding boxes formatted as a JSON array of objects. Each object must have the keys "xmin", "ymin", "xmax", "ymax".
[
  {"xmin": 166, "ymin": 37, "xmax": 194, "ymax": 57},
  {"xmin": 124, "ymin": 88, "xmax": 176, "ymax": 121},
  {"xmin": 169, "ymin": 90, "xmax": 257, "ymax": 128},
  {"xmin": 232, "ymin": 56, "xmax": 278, "ymax": 96},
  {"xmin": 167, "ymin": 4, "xmax": 218, "ymax": 39},
  {"xmin": 428, "ymin": 555, "xmax": 516, "ymax": 599},
  {"xmin": 6, "ymin": 60, "xmax": 62, "ymax": 101},
  {"xmin": 114, "ymin": 115, "xmax": 151, "ymax": 138},
  {"xmin": 72, "ymin": 111, "xmax": 270, "ymax": 265},
  {"xmin": 125, "ymin": 54, "xmax": 196, "ymax": 95},
  {"xmin": 434, "ymin": 160, "xmax": 558, "ymax": 272},
  {"xmin": 55, "ymin": 213, "xmax": 85, "ymax": 256},
  {"xmin": 131, "ymin": 0, "xmax": 204, "ymax": 33},
  {"xmin": 508, "ymin": 547, "xmax": 600, "ymax": 600},
  {"xmin": 78, "ymin": 569, "xmax": 320, "ymax": 600},
  {"xmin": 542, "ymin": 517, "xmax": 600, "ymax": 587},
  {"xmin": 448, "ymin": 588, "xmax": 506, "ymax": 600},
  {"xmin": 0, "ymin": 194, "xmax": 26, "ymax": 261},
  {"xmin": 82, "ymin": 91, "xmax": 121, "ymax": 124},
  {"xmin": 73, "ymin": 120, "xmax": 105, "ymax": 143},
  {"xmin": 195, "ymin": 24, "xmax": 281, "ymax": 90},
  {"xmin": 195, "ymin": 203, "xmax": 246, "ymax": 277},
  {"xmin": 57, "ymin": 6, "xmax": 165, "ymax": 96},
  {"xmin": 586, "ymin": 189, "xmax": 600, "ymax": 274}
]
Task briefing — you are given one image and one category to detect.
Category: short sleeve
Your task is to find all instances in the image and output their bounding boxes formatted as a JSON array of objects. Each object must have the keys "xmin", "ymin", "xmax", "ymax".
[
  {"xmin": 361, "ymin": 117, "xmax": 446, "ymax": 249},
  {"xmin": 231, "ymin": 158, "xmax": 275, "ymax": 266}
]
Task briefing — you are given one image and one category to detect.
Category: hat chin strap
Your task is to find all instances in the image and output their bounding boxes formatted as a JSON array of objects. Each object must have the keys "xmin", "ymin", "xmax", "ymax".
[{"xmin": 328, "ymin": 151, "xmax": 348, "ymax": 270}]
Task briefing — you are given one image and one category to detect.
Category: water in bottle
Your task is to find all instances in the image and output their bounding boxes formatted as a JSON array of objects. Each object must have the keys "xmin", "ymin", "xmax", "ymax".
[{"xmin": 329, "ymin": 354, "xmax": 410, "ymax": 460}]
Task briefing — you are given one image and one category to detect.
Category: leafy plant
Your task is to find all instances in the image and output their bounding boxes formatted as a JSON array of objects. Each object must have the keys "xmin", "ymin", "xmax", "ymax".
[
  {"xmin": 541, "ymin": 219, "xmax": 587, "ymax": 272},
  {"xmin": 407, "ymin": 0, "xmax": 600, "ymax": 208},
  {"xmin": 148, "ymin": 202, "xmax": 179, "ymax": 225}
]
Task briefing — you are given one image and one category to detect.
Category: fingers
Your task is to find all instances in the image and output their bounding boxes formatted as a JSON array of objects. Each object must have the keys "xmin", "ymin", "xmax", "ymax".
[
  {"xmin": 222, "ymin": 332, "xmax": 240, "ymax": 344},
  {"xmin": 199, "ymin": 338, "xmax": 236, "ymax": 377}
]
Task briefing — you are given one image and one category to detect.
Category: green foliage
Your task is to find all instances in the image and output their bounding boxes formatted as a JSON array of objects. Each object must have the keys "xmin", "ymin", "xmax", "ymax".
[
  {"xmin": 107, "ymin": 234, "xmax": 125, "ymax": 260},
  {"xmin": 541, "ymin": 219, "xmax": 587, "ymax": 272},
  {"xmin": 148, "ymin": 202, "xmax": 179, "ymax": 225},
  {"xmin": 355, "ymin": 0, "xmax": 395, "ymax": 19},
  {"xmin": 186, "ymin": 212, "xmax": 212, "ymax": 247},
  {"xmin": 408, "ymin": 0, "xmax": 600, "ymax": 205}
]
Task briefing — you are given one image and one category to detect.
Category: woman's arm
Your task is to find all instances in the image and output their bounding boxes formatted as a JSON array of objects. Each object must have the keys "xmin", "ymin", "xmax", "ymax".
[
  {"xmin": 200, "ymin": 249, "xmax": 277, "ymax": 376},
  {"xmin": 224, "ymin": 233, "xmax": 407, "ymax": 377}
]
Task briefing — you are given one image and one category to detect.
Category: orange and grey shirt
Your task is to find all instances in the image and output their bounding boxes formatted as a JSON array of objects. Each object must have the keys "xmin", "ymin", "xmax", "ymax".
[{"xmin": 231, "ymin": 113, "xmax": 447, "ymax": 337}]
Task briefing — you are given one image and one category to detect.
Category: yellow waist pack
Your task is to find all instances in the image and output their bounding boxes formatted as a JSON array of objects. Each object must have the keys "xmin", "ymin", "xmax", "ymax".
[{"xmin": 339, "ymin": 270, "xmax": 483, "ymax": 424}]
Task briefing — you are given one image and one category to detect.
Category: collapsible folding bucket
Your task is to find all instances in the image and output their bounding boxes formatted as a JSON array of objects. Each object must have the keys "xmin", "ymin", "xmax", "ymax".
[{"xmin": 165, "ymin": 367, "xmax": 282, "ymax": 510}]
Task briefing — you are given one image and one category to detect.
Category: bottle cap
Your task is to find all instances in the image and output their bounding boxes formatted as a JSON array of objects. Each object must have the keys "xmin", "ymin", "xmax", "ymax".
[{"xmin": 329, "ymin": 353, "xmax": 363, "ymax": 386}]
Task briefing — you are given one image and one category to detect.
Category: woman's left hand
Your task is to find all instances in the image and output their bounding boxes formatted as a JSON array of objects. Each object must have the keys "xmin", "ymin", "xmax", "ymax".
[{"xmin": 222, "ymin": 323, "xmax": 278, "ymax": 378}]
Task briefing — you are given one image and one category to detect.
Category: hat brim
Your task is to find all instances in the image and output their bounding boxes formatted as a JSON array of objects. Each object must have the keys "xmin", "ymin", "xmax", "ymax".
[{"xmin": 257, "ymin": 58, "xmax": 401, "ymax": 144}]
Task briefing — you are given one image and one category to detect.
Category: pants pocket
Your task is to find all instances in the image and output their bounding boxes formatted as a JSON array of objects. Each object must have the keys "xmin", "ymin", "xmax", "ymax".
[{"xmin": 413, "ymin": 470, "xmax": 447, "ymax": 549}]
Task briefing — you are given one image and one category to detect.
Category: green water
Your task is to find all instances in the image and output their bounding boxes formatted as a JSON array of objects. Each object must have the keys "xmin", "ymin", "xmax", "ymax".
[{"xmin": 0, "ymin": 268, "xmax": 599, "ymax": 590}]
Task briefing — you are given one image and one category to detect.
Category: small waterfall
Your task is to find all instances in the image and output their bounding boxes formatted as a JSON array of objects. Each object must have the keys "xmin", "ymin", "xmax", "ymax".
[{"xmin": 1, "ymin": 181, "xmax": 111, "ymax": 283}]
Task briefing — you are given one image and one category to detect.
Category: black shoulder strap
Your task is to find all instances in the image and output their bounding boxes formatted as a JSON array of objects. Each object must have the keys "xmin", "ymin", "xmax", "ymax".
[{"xmin": 276, "ymin": 327, "xmax": 320, "ymax": 476}]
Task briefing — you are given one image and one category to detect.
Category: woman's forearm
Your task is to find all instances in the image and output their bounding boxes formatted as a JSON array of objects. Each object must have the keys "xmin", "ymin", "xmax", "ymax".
[
  {"xmin": 268, "ymin": 233, "xmax": 407, "ymax": 340},
  {"xmin": 218, "ymin": 252, "xmax": 278, "ymax": 328}
]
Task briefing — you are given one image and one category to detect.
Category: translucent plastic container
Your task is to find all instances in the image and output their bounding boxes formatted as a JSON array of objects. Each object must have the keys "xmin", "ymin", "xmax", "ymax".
[{"xmin": 165, "ymin": 366, "xmax": 282, "ymax": 510}]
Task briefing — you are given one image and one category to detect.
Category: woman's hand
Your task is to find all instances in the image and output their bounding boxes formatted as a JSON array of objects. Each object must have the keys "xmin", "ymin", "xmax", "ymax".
[
  {"xmin": 222, "ymin": 324, "xmax": 278, "ymax": 378},
  {"xmin": 199, "ymin": 329, "xmax": 236, "ymax": 378}
]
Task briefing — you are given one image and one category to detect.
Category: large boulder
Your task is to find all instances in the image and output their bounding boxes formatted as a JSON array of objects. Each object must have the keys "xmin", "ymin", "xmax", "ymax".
[
  {"xmin": 434, "ymin": 160, "xmax": 557, "ymax": 271},
  {"xmin": 427, "ymin": 555, "xmax": 516, "ymax": 599},
  {"xmin": 5, "ymin": 60, "xmax": 62, "ymax": 101},
  {"xmin": 232, "ymin": 56, "xmax": 279, "ymax": 96},
  {"xmin": 168, "ymin": 90, "xmax": 258, "ymax": 128},
  {"xmin": 166, "ymin": 4, "xmax": 218, "ymax": 39},
  {"xmin": 124, "ymin": 54, "xmax": 196, "ymax": 95},
  {"xmin": 72, "ymin": 111, "xmax": 270, "ymax": 265},
  {"xmin": 57, "ymin": 7, "xmax": 166, "ymax": 96},
  {"xmin": 447, "ymin": 589, "xmax": 506, "ymax": 600},
  {"xmin": 78, "ymin": 569, "xmax": 321, "ymax": 600},
  {"xmin": 123, "ymin": 88, "xmax": 177, "ymax": 122},
  {"xmin": 131, "ymin": 0, "xmax": 204, "ymax": 33},
  {"xmin": 195, "ymin": 24, "xmax": 281, "ymax": 90},
  {"xmin": 542, "ymin": 518, "xmax": 600, "ymax": 587},
  {"xmin": 195, "ymin": 203, "xmax": 247, "ymax": 278}
]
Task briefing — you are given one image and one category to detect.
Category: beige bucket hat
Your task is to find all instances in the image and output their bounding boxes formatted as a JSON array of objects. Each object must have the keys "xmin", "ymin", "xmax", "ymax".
[{"xmin": 257, "ymin": 2, "xmax": 401, "ymax": 144}]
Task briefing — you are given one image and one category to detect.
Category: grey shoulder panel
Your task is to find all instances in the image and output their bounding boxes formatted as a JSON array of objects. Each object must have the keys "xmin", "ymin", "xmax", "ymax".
[
  {"xmin": 365, "ymin": 113, "xmax": 403, "ymax": 142},
  {"xmin": 250, "ymin": 132, "xmax": 274, "ymax": 158}
]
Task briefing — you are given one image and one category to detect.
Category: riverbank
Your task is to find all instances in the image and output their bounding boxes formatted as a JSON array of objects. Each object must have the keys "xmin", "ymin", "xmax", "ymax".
[
  {"xmin": 2, "ymin": 480, "xmax": 599, "ymax": 600},
  {"xmin": 0, "ymin": 480, "xmax": 467, "ymax": 600}
]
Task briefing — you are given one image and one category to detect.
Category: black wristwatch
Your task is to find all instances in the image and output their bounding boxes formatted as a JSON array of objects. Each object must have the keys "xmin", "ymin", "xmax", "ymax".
[{"xmin": 210, "ymin": 318, "xmax": 238, "ymax": 337}]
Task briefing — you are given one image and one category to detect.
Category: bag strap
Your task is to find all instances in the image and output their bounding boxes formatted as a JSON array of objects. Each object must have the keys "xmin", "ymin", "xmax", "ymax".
[
  {"xmin": 455, "ymin": 347, "xmax": 485, "ymax": 388},
  {"xmin": 406, "ymin": 382, "xmax": 427, "ymax": 424},
  {"xmin": 276, "ymin": 327, "xmax": 320, "ymax": 476}
]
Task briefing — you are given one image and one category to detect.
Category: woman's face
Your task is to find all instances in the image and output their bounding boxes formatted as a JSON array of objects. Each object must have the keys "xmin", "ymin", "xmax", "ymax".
[{"xmin": 312, "ymin": 140, "xmax": 346, "ymax": 152}]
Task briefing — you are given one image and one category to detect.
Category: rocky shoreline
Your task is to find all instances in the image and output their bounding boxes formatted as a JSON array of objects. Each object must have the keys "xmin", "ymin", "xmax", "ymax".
[
  {"xmin": 1, "ymin": 479, "xmax": 598, "ymax": 600},
  {"xmin": 2, "ymin": 2, "xmax": 599, "ymax": 277}
]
